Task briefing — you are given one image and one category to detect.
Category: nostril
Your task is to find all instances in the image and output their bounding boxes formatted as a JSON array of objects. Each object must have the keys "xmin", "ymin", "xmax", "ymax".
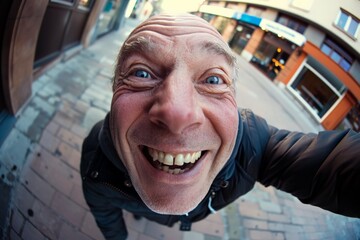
[{"xmin": 150, "ymin": 117, "xmax": 168, "ymax": 129}]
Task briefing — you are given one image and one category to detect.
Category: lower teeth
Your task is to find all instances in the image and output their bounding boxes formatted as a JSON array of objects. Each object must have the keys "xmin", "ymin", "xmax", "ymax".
[{"xmin": 158, "ymin": 165, "xmax": 187, "ymax": 174}]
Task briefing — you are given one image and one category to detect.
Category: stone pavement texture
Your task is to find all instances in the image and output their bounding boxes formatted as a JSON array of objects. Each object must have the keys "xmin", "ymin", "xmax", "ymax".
[{"xmin": 1, "ymin": 18, "xmax": 360, "ymax": 240}]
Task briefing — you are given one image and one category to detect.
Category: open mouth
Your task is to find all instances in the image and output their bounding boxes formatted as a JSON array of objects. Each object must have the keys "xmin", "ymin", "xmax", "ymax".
[{"xmin": 143, "ymin": 146, "xmax": 206, "ymax": 175}]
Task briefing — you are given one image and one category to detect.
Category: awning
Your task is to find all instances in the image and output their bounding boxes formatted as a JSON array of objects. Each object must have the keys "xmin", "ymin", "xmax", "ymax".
[{"xmin": 199, "ymin": 5, "xmax": 306, "ymax": 46}]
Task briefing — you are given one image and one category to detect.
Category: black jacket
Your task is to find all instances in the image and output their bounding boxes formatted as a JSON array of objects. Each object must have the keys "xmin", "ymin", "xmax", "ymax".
[{"xmin": 81, "ymin": 109, "xmax": 360, "ymax": 239}]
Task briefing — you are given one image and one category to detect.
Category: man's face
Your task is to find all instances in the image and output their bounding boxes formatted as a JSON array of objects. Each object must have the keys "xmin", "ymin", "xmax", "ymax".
[{"xmin": 110, "ymin": 14, "xmax": 239, "ymax": 214}]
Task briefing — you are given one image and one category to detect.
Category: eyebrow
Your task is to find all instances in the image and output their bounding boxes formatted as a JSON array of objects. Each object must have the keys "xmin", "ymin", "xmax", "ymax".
[
  {"xmin": 118, "ymin": 36, "xmax": 154, "ymax": 63},
  {"xmin": 201, "ymin": 41, "xmax": 236, "ymax": 67}
]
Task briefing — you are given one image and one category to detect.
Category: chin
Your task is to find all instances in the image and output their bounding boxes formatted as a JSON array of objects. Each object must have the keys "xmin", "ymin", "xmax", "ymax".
[
  {"xmin": 133, "ymin": 180, "xmax": 207, "ymax": 215},
  {"xmin": 142, "ymin": 196, "xmax": 201, "ymax": 215}
]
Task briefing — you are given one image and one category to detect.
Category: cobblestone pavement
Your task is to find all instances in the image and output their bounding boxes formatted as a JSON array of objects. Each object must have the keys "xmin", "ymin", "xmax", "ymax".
[{"xmin": 1, "ymin": 18, "xmax": 359, "ymax": 240}]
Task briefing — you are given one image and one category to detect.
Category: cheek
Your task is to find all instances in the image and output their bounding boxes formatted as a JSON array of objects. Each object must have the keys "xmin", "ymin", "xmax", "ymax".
[
  {"xmin": 203, "ymin": 95, "xmax": 238, "ymax": 143},
  {"xmin": 110, "ymin": 93, "xmax": 146, "ymax": 145}
]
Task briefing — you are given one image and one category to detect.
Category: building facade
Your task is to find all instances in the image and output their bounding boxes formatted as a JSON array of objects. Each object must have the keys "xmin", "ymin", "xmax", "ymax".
[
  {"xmin": 197, "ymin": 0, "xmax": 360, "ymax": 131},
  {"xmin": 0, "ymin": 0, "xmax": 130, "ymax": 145}
]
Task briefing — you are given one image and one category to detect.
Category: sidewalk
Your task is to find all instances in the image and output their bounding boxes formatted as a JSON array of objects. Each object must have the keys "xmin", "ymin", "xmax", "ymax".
[{"xmin": 1, "ymin": 18, "xmax": 359, "ymax": 240}]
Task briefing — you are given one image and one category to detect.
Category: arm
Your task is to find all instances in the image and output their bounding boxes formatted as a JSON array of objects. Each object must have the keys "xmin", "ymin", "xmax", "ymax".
[
  {"xmin": 82, "ymin": 180, "xmax": 128, "ymax": 240},
  {"xmin": 258, "ymin": 127, "xmax": 360, "ymax": 217},
  {"xmin": 80, "ymin": 119, "xmax": 128, "ymax": 239}
]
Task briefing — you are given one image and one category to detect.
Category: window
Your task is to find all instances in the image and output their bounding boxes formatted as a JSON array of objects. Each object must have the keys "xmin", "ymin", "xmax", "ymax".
[
  {"xmin": 79, "ymin": 0, "xmax": 93, "ymax": 8},
  {"xmin": 276, "ymin": 14, "xmax": 307, "ymax": 34},
  {"xmin": 320, "ymin": 38, "xmax": 354, "ymax": 72},
  {"xmin": 335, "ymin": 9, "xmax": 360, "ymax": 39},
  {"xmin": 290, "ymin": 64, "xmax": 344, "ymax": 119},
  {"xmin": 246, "ymin": 5, "xmax": 265, "ymax": 17}
]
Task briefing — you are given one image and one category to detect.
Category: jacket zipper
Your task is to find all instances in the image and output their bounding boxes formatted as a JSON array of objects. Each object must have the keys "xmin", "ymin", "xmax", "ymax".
[{"xmin": 99, "ymin": 180, "xmax": 138, "ymax": 201}]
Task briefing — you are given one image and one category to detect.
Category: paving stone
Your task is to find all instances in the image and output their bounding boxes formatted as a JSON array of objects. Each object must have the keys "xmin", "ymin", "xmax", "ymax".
[
  {"xmin": 9, "ymin": 229, "xmax": 22, "ymax": 240},
  {"xmin": 82, "ymin": 107, "xmax": 107, "ymax": 130},
  {"xmin": 144, "ymin": 221, "xmax": 183, "ymax": 240},
  {"xmin": 11, "ymin": 208, "xmax": 25, "ymax": 235},
  {"xmin": 259, "ymin": 201, "xmax": 282, "ymax": 214},
  {"xmin": 39, "ymin": 130, "xmax": 60, "ymax": 154},
  {"xmin": 242, "ymin": 218, "xmax": 268, "ymax": 230},
  {"xmin": 80, "ymin": 211, "xmax": 105, "ymax": 240},
  {"xmin": 28, "ymin": 200, "xmax": 62, "ymax": 239},
  {"xmin": 44, "ymin": 121, "xmax": 60, "ymax": 135},
  {"xmin": 50, "ymin": 191, "xmax": 87, "ymax": 227},
  {"xmin": 124, "ymin": 210, "xmax": 147, "ymax": 233},
  {"xmin": 59, "ymin": 222, "xmax": 94, "ymax": 240},
  {"xmin": 46, "ymin": 160, "xmax": 77, "ymax": 196},
  {"xmin": 21, "ymin": 221, "xmax": 47, "ymax": 240},
  {"xmin": 238, "ymin": 200, "xmax": 268, "ymax": 220},
  {"xmin": 15, "ymin": 107, "xmax": 40, "ymax": 134},
  {"xmin": 183, "ymin": 231, "xmax": 204, "ymax": 240},
  {"xmin": 32, "ymin": 96, "xmax": 56, "ymax": 116},
  {"xmin": 13, "ymin": 184, "xmax": 36, "ymax": 218},
  {"xmin": 192, "ymin": 219, "xmax": 224, "ymax": 237},
  {"xmin": 57, "ymin": 127, "xmax": 83, "ymax": 151},
  {"xmin": 20, "ymin": 168, "xmax": 55, "ymax": 206},
  {"xmin": 69, "ymin": 184, "xmax": 88, "ymax": 209},
  {"xmin": 248, "ymin": 229, "xmax": 285, "ymax": 240},
  {"xmin": 0, "ymin": 129, "xmax": 32, "ymax": 178}
]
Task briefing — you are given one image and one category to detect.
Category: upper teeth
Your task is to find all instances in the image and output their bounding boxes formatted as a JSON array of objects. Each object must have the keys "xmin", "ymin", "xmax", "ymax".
[{"xmin": 148, "ymin": 148, "xmax": 202, "ymax": 166}]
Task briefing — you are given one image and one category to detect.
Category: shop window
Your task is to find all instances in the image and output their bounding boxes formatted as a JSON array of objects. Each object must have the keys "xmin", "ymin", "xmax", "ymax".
[
  {"xmin": 276, "ymin": 14, "xmax": 307, "ymax": 34},
  {"xmin": 320, "ymin": 38, "xmax": 353, "ymax": 72},
  {"xmin": 78, "ymin": 0, "xmax": 94, "ymax": 10},
  {"xmin": 335, "ymin": 9, "xmax": 359, "ymax": 39},
  {"xmin": 96, "ymin": 0, "xmax": 122, "ymax": 37},
  {"xmin": 251, "ymin": 33, "xmax": 292, "ymax": 80},
  {"xmin": 229, "ymin": 24, "xmax": 254, "ymax": 54},
  {"xmin": 290, "ymin": 64, "xmax": 345, "ymax": 119},
  {"xmin": 337, "ymin": 104, "xmax": 360, "ymax": 132},
  {"xmin": 202, "ymin": 13, "xmax": 215, "ymax": 23},
  {"xmin": 212, "ymin": 16, "xmax": 232, "ymax": 35}
]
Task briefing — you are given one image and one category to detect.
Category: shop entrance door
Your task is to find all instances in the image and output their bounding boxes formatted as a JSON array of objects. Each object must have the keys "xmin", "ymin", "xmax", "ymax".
[
  {"xmin": 34, "ymin": 0, "xmax": 93, "ymax": 68},
  {"xmin": 251, "ymin": 32, "xmax": 293, "ymax": 80},
  {"xmin": 229, "ymin": 24, "xmax": 254, "ymax": 54}
]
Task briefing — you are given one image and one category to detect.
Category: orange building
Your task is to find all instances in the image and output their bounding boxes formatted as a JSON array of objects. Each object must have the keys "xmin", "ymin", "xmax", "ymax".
[{"xmin": 198, "ymin": 1, "xmax": 360, "ymax": 131}]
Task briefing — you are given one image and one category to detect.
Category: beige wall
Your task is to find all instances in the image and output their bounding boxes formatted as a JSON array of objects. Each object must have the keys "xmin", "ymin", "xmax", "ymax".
[{"xmin": 217, "ymin": 0, "xmax": 360, "ymax": 57}]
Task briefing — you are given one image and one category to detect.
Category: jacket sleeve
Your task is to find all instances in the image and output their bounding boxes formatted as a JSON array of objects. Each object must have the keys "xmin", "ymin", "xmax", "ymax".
[
  {"xmin": 258, "ymin": 127, "xmax": 360, "ymax": 218},
  {"xmin": 82, "ymin": 180, "xmax": 128, "ymax": 240},
  {"xmin": 81, "ymin": 120, "xmax": 128, "ymax": 240}
]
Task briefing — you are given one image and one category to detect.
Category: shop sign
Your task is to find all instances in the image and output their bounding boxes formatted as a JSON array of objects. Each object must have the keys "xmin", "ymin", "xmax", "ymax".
[
  {"xmin": 199, "ymin": 5, "xmax": 306, "ymax": 46},
  {"xmin": 259, "ymin": 19, "xmax": 306, "ymax": 46}
]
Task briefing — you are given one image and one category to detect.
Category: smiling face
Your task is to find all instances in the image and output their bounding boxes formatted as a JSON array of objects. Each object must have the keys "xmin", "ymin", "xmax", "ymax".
[{"xmin": 110, "ymin": 14, "xmax": 239, "ymax": 214}]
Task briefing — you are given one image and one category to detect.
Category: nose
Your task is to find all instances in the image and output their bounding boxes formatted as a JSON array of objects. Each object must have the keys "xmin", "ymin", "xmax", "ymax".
[{"xmin": 149, "ymin": 74, "xmax": 204, "ymax": 134}]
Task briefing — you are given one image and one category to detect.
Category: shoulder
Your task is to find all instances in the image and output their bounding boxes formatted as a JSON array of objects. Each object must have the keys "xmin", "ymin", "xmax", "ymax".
[
  {"xmin": 239, "ymin": 108, "xmax": 271, "ymax": 142},
  {"xmin": 80, "ymin": 119, "xmax": 105, "ymax": 176}
]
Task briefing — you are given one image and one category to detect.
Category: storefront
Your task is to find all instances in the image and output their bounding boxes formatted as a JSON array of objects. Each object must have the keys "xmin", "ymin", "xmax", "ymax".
[
  {"xmin": 34, "ymin": 0, "xmax": 95, "ymax": 68},
  {"xmin": 229, "ymin": 23, "xmax": 254, "ymax": 55},
  {"xmin": 288, "ymin": 56, "xmax": 346, "ymax": 120},
  {"xmin": 95, "ymin": 0, "xmax": 127, "ymax": 38},
  {"xmin": 251, "ymin": 32, "xmax": 294, "ymax": 79},
  {"xmin": 198, "ymin": 5, "xmax": 306, "ymax": 80},
  {"xmin": 0, "ymin": 0, "xmax": 121, "ymax": 143},
  {"xmin": 198, "ymin": 4, "xmax": 360, "ymax": 131}
]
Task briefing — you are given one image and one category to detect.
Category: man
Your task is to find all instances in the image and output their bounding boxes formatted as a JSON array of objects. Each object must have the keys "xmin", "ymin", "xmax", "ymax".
[{"xmin": 81, "ymin": 14, "xmax": 360, "ymax": 239}]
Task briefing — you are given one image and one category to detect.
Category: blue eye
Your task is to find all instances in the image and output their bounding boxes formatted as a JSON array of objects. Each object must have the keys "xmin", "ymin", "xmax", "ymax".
[
  {"xmin": 205, "ymin": 76, "xmax": 223, "ymax": 84},
  {"xmin": 134, "ymin": 70, "xmax": 151, "ymax": 78}
]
